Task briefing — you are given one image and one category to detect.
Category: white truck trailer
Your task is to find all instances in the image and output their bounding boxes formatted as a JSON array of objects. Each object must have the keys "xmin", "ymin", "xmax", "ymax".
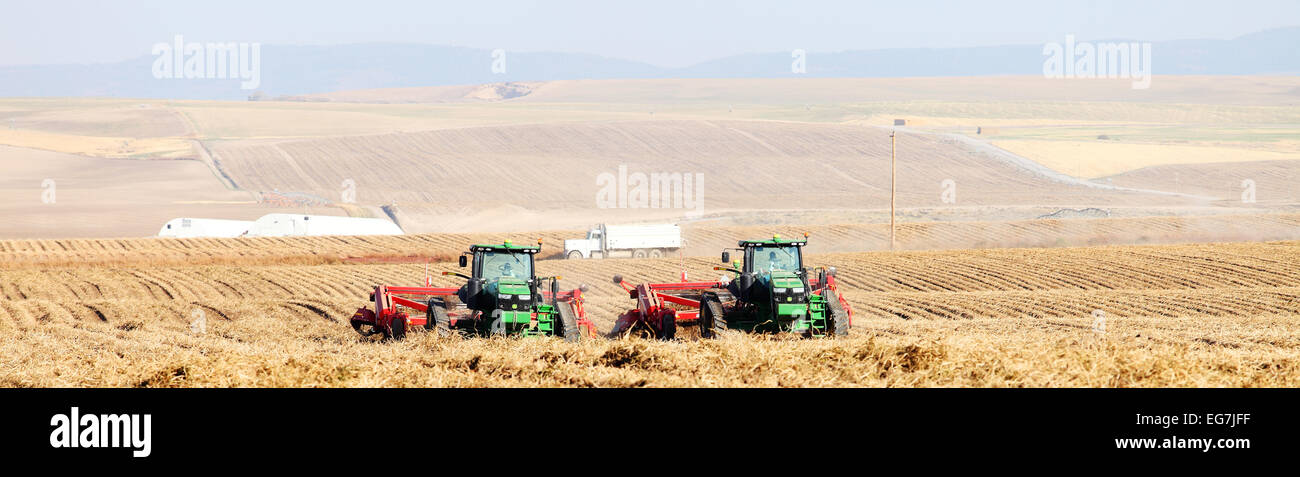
[
  {"xmin": 157, "ymin": 218, "xmax": 253, "ymax": 238},
  {"xmin": 564, "ymin": 223, "xmax": 682, "ymax": 259}
]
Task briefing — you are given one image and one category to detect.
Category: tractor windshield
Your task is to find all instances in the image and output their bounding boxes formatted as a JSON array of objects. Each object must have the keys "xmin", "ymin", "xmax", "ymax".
[
  {"xmin": 750, "ymin": 245, "xmax": 801, "ymax": 273},
  {"xmin": 479, "ymin": 250, "xmax": 533, "ymax": 281}
]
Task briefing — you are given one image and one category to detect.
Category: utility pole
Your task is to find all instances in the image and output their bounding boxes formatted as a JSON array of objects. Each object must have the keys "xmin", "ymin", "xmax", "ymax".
[{"xmin": 890, "ymin": 129, "xmax": 897, "ymax": 251}]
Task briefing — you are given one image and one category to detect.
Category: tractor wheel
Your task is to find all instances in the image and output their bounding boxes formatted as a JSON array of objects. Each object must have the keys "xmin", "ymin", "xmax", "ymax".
[
  {"xmin": 567, "ymin": 251, "xmax": 583, "ymax": 260},
  {"xmin": 699, "ymin": 293, "xmax": 727, "ymax": 339},
  {"xmin": 658, "ymin": 310, "xmax": 677, "ymax": 340},
  {"xmin": 387, "ymin": 315, "xmax": 408, "ymax": 341},
  {"xmin": 633, "ymin": 249, "xmax": 648, "ymax": 259},
  {"xmin": 825, "ymin": 290, "xmax": 850, "ymax": 338},
  {"xmin": 555, "ymin": 305, "xmax": 582, "ymax": 342},
  {"xmin": 425, "ymin": 299, "xmax": 451, "ymax": 335},
  {"xmin": 648, "ymin": 249, "xmax": 663, "ymax": 259}
]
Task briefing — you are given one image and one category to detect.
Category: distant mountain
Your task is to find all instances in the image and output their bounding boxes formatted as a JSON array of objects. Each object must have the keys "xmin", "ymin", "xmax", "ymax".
[{"xmin": 1, "ymin": 27, "xmax": 1296, "ymax": 100}]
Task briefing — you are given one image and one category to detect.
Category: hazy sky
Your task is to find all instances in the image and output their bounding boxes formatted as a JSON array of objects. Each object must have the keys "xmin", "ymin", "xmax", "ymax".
[{"xmin": 3, "ymin": 0, "xmax": 1298, "ymax": 67}]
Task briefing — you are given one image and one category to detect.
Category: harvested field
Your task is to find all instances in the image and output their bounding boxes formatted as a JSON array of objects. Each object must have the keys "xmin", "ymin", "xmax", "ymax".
[
  {"xmin": 3, "ymin": 239, "xmax": 1300, "ymax": 387},
  {"xmin": 4, "ymin": 315, "xmax": 1298, "ymax": 387}
]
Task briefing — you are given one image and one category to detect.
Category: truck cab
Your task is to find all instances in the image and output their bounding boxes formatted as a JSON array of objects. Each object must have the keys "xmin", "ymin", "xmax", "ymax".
[{"xmin": 563, "ymin": 227, "xmax": 605, "ymax": 259}]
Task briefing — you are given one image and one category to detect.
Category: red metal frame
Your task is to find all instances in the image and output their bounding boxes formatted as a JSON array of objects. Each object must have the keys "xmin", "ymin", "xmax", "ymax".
[{"xmin": 612, "ymin": 278, "xmax": 725, "ymax": 337}]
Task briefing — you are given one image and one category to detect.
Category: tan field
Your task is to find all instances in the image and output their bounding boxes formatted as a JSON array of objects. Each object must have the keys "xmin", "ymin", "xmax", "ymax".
[
  {"xmin": 0, "ymin": 145, "xmax": 345, "ymax": 239},
  {"xmin": 1, "ymin": 76, "xmax": 1297, "ymax": 238},
  {"xmin": 204, "ymin": 119, "xmax": 1208, "ymax": 233},
  {"xmin": 992, "ymin": 140, "xmax": 1300, "ymax": 179},
  {"xmin": 2, "ymin": 237, "xmax": 1299, "ymax": 387}
]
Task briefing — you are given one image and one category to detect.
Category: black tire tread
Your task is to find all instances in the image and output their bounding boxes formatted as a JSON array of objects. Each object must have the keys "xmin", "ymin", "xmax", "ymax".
[
  {"xmin": 700, "ymin": 293, "xmax": 727, "ymax": 339},
  {"xmin": 825, "ymin": 289, "xmax": 849, "ymax": 338},
  {"xmin": 556, "ymin": 303, "xmax": 582, "ymax": 342}
]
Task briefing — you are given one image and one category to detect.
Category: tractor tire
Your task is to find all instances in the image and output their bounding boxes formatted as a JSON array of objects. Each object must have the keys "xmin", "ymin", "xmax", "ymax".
[
  {"xmin": 425, "ymin": 299, "xmax": 451, "ymax": 335},
  {"xmin": 825, "ymin": 290, "xmax": 850, "ymax": 338},
  {"xmin": 648, "ymin": 249, "xmax": 664, "ymax": 259},
  {"xmin": 658, "ymin": 310, "xmax": 677, "ymax": 340},
  {"xmin": 556, "ymin": 304, "xmax": 582, "ymax": 342},
  {"xmin": 699, "ymin": 293, "xmax": 727, "ymax": 339},
  {"xmin": 633, "ymin": 249, "xmax": 648, "ymax": 259},
  {"xmin": 387, "ymin": 315, "xmax": 408, "ymax": 341},
  {"xmin": 567, "ymin": 251, "xmax": 583, "ymax": 260}
]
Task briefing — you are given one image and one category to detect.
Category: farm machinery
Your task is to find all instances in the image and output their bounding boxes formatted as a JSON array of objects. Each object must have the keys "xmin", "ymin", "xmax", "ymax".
[
  {"xmin": 350, "ymin": 240, "xmax": 597, "ymax": 341},
  {"xmin": 612, "ymin": 234, "xmax": 852, "ymax": 339}
]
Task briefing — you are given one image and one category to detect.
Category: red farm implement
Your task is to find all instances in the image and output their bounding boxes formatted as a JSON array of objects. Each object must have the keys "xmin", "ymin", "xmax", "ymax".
[{"xmin": 610, "ymin": 276, "xmax": 727, "ymax": 339}]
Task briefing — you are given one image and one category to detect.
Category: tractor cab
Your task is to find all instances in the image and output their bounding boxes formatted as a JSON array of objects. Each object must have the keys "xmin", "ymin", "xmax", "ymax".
[
  {"xmin": 721, "ymin": 234, "xmax": 808, "ymax": 305},
  {"xmin": 455, "ymin": 240, "xmax": 540, "ymax": 312}
]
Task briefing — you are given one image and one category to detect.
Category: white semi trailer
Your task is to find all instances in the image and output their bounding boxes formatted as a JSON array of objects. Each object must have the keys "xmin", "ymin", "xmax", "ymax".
[
  {"xmin": 564, "ymin": 223, "xmax": 682, "ymax": 259},
  {"xmin": 157, "ymin": 218, "xmax": 253, "ymax": 238}
]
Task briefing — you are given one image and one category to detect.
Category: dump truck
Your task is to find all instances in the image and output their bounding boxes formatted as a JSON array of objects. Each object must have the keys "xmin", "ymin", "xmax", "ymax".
[
  {"xmin": 564, "ymin": 223, "xmax": 682, "ymax": 259},
  {"xmin": 350, "ymin": 240, "xmax": 596, "ymax": 341}
]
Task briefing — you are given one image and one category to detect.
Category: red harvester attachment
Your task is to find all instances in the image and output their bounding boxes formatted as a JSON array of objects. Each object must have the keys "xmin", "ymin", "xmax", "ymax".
[{"xmin": 610, "ymin": 276, "xmax": 728, "ymax": 339}]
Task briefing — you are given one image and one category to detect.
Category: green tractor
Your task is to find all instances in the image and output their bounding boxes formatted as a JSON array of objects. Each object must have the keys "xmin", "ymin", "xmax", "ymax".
[
  {"xmin": 699, "ymin": 234, "xmax": 852, "ymax": 338},
  {"xmin": 426, "ymin": 240, "xmax": 595, "ymax": 341}
]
